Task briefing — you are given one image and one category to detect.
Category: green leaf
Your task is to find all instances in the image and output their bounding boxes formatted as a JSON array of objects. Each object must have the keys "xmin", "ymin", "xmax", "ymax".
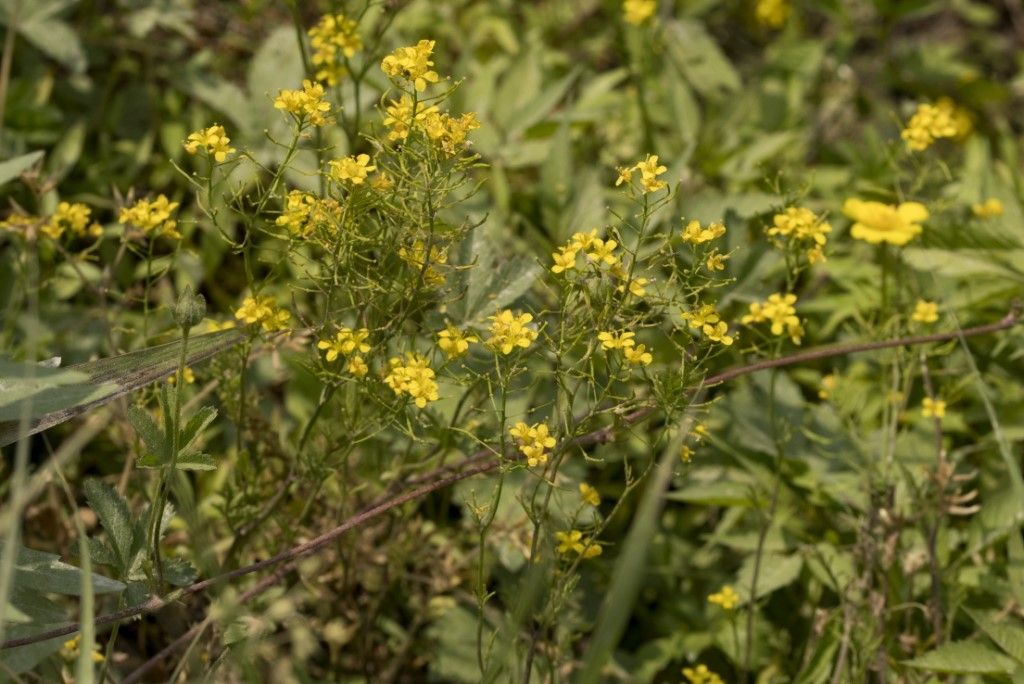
[
  {"xmin": 904, "ymin": 641, "xmax": 1018, "ymax": 674},
  {"xmin": 128, "ymin": 406, "xmax": 169, "ymax": 466},
  {"xmin": 966, "ymin": 609, "xmax": 1024, "ymax": 665},
  {"xmin": 0, "ymin": 541, "xmax": 125, "ymax": 596},
  {"xmin": 82, "ymin": 479, "xmax": 134, "ymax": 570},
  {"xmin": 666, "ymin": 480, "xmax": 755, "ymax": 506},
  {"xmin": 175, "ymin": 452, "xmax": 217, "ymax": 471},
  {"xmin": 13, "ymin": 0, "xmax": 87, "ymax": 73},
  {"xmin": 0, "ymin": 329, "xmax": 243, "ymax": 447},
  {"xmin": 0, "ymin": 587, "xmax": 68, "ymax": 674},
  {"xmin": 664, "ymin": 19, "xmax": 741, "ymax": 98},
  {"xmin": 178, "ymin": 405, "xmax": 218, "ymax": 456},
  {"xmin": 455, "ymin": 224, "xmax": 541, "ymax": 322},
  {"xmin": 0, "ymin": 150, "xmax": 44, "ymax": 188}
]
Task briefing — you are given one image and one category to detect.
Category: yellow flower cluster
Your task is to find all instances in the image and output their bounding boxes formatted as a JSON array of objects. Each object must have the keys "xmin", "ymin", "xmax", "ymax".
[
  {"xmin": 381, "ymin": 95, "xmax": 481, "ymax": 155},
  {"xmin": 61, "ymin": 635, "xmax": 105, "ymax": 664},
  {"xmin": 119, "ymin": 195, "xmax": 180, "ymax": 240},
  {"xmin": 911, "ymin": 300, "xmax": 938, "ymax": 324},
  {"xmin": 842, "ymin": 198, "xmax": 927, "ymax": 246},
  {"xmin": 707, "ymin": 584, "xmax": 740, "ymax": 610},
  {"xmin": 767, "ymin": 206, "xmax": 831, "ymax": 262},
  {"xmin": 0, "ymin": 213, "xmax": 39, "ymax": 235},
  {"xmin": 398, "ymin": 239, "xmax": 448, "ymax": 286},
  {"xmin": 598, "ymin": 330, "xmax": 653, "ymax": 365},
  {"xmin": 486, "ymin": 310, "xmax": 538, "ymax": 355},
  {"xmin": 972, "ymin": 197, "xmax": 1004, "ymax": 218},
  {"xmin": 682, "ymin": 664, "xmax": 724, "ymax": 684},
  {"xmin": 901, "ymin": 98, "xmax": 971, "ymax": 152},
  {"xmin": 317, "ymin": 327, "xmax": 370, "ymax": 362},
  {"xmin": 166, "ymin": 366, "xmax": 195, "ymax": 386},
  {"xmin": 42, "ymin": 202, "xmax": 101, "ymax": 240},
  {"xmin": 755, "ymin": 0, "xmax": 791, "ymax": 28},
  {"xmin": 308, "ymin": 14, "xmax": 362, "ymax": 86},
  {"xmin": 622, "ymin": 0, "xmax": 656, "ymax": 25},
  {"xmin": 615, "ymin": 154, "xmax": 668, "ymax": 193},
  {"xmin": 183, "ymin": 124, "xmax": 235, "ymax": 162},
  {"xmin": 680, "ymin": 304, "xmax": 734, "ymax": 346},
  {"xmin": 276, "ymin": 190, "xmax": 336, "ymax": 238},
  {"xmin": 922, "ymin": 397, "xmax": 946, "ymax": 419},
  {"xmin": 742, "ymin": 293, "xmax": 803, "ymax": 344},
  {"xmin": 437, "ymin": 325, "xmax": 478, "ymax": 360},
  {"xmin": 235, "ymin": 295, "xmax": 291, "ymax": 332},
  {"xmin": 681, "ymin": 219, "xmax": 726, "ymax": 244},
  {"xmin": 381, "ymin": 39, "xmax": 440, "ymax": 92},
  {"xmin": 274, "ymin": 80, "xmax": 333, "ymax": 127},
  {"xmin": 330, "ymin": 154, "xmax": 376, "ymax": 186},
  {"xmin": 579, "ymin": 483, "xmax": 600, "ymax": 506},
  {"xmin": 509, "ymin": 421, "xmax": 557, "ymax": 467},
  {"xmin": 550, "ymin": 229, "xmax": 626, "ymax": 274},
  {"xmin": 554, "ymin": 530, "xmax": 602, "ymax": 558},
  {"xmin": 384, "ymin": 352, "xmax": 439, "ymax": 407}
]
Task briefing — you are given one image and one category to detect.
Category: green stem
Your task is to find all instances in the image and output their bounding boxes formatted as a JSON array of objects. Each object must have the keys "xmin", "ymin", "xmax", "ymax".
[{"xmin": 0, "ymin": 5, "xmax": 18, "ymax": 151}]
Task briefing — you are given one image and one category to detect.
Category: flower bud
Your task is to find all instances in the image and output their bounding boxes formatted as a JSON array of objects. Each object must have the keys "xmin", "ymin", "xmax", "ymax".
[{"xmin": 174, "ymin": 284, "xmax": 206, "ymax": 332}]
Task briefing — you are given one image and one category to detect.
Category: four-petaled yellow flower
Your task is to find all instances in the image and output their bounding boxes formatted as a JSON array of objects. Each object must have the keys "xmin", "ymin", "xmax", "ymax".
[
  {"xmin": 437, "ymin": 325, "xmax": 478, "ymax": 359},
  {"xmin": 682, "ymin": 663, "xmax": 724, "ymax": 684},
  {"xmin": 119, "ymin": 195, "xmax": 180, "ymax": 240},
  {"xmin": 42, "ymin": 202, "xmax": 101, "ymax": 240},
  {"xmin": 318, "ymin": 327, "xmax": 371, "ymax": 362},
  {"xmin": 551, "ymin": 246, "xmax": 578, "ymax": 274},
  {"xmin": 346, "ymin": 355, "xmax": 369, "ymax": 377},
  {"xmin": 598, "ymin": 330, "xmax": 636, "ymax": 351},
  {"xmin": 742, "ymin": 293, "xmax": 803, "ymax": 344},
  {"xmin": 681, "ymin": 219, "xmax": 726, "ymax": 244},
  {"xmin": 843, "ymin": 198, "xmax": 927, "ymax": 246},
  {"xmin": 580, "ymin": 483, "xmax": 601, "ymax": 507},
  {"xmin": 554, "ymin": 530, "xmax": 602, "ymax": 558},
  {"xmin": 972, "ymin": 198, "xmax": 1004, "ymax": 218},
  {"xmin": 183, "ymin": 124, "xmax": 235, "ymax": 162},
  {"xmin": 509, "ymin": 421, "xmax": 557, "ymax": 467},
  {"xmin": 922, "ymin": 397, "xmax": 946, "ymax": 419},
  {"xmin": 586, "ymin": 238, "xmax": 618, "ymax": 265},
  {"xmin": 381, "ymin": 39, "xmax": 440, "ymax": 92},
  {"xmin": 486, "ymin": 310, "xmax": 538, "ymax": 355},
  {"xmin": 308, "ymin": 14, "xmax": 362, "ymax": 86},
  {"xmin": 235, "ymin": 296, "xmax": 291, "ymax": 332},
  {"xmin": 274, "ymin": 80, "xmax": 333, "ymax": 127},
  {"xmin": 384, "ymin": 352, "xmax": 439, "ymax": 407},
  {"xmin": 330, "ymin": 154, "xmax": 376, "ymax": 185},
  {"xmin": 623, "ymin": 0, "xmax": 657, "ymax": 25},
  {"xmin": 911, "ymin": 300, "xmax": 938, "ymax": 324},
  {"xmin": 623, "ymin": 344, "xmax": 654, "ymax": 365},
  {"xmin": 705, "ymin": 250, "xmax": 728, "ymax": 271},
  {"xmin": 702, "ymin": 321, "xmax": 734, "ymax": 346},
  {"xmin": 768, "ymin": 207, "xmax": 831, "ymax": 247},
  {"xmin": 708, "ymin": 584, "xmax": 740, "ymax": 610}
]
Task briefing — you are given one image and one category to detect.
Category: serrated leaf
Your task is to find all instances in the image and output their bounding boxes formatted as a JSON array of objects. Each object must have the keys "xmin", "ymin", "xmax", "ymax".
[
  {"xmin": 175, "ymin": 452, "xmax": 217, "ymax": 471},
  {"xmin": 128, "ymin": 406, "xmax": 169, "ymax": 466},
  {"xmin": 82, "ymin": 538, "xmax": 119, "ymax": 568},
  {"xmin": 0, "ymin": 150, "xmax": 44, "ymax": 187},
  {"xmin": 966, "ymin": 608, "xmax": 1024, "ymax": 665},
  {"xmin": 178, "ymin": 405, "xmax": 218, "ymax": 455},
  {"xmin": 82, "ymin": 479, "xmax": 133, "ymax": 569},
  {"xmin": 0, "ymin": 329, "xmax": 243, "ymax": 447},
  {"xmin": 904, "ymin": 641, "xmax": 1018, "ymax": 674},
  {"xmin": 163, "ymin": 557, "xmax": 197, "ymax": 587}
]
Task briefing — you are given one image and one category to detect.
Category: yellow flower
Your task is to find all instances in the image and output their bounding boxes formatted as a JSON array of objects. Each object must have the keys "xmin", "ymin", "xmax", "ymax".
[
  {"xmin": 922, "ymin": 397, "xmax": 946, "ymax": 419},
  {"xmin": 611, "ymin": 266, "xmax": 649, "ymax": 297},
  {"xmin": 275, "ymin": 190, "xmax": 316, "ymax": 236},
  {"xmin": 569, "ymin": 229, "xmax": 600, "ymax": 251},
  {"xmin": 183, "ymin": 124, "xmax": 235, "ymax": 162},
  {"xmin": 384, "ymin": 352, "xmax": 439, "ymax": 408},
  {"xmin": 681, "ymin": 219, "xmax": 725, "ymax": 244},
  {"xmin": 682, "ymin": 663, "xmax": 724, "ymax": 684},
  {"xmin": 308, "ymin": 14, "xmax": 362, "ymax": 86},
  {"xmin": 972, "ymin": 198, "xmax": 1004, "ymax": 218},
  {"xmin": 635, "ymin": 153, "xmax": 667, "ymax": 193},
  {"xmin": 842, "ymin": 198, "xmax": 927, "ymax": 246},
  {"xmin": 61, "ymin": 635, "xmax": 105, "ymax": 664},
  {"xmin": 235, "ymin": 296, "xmax": 291, "ymax": 332},
  {"xmin": 274, "ymin": 80, "xmax": 333, "ymax": 127},
  {"xmin": 681, "ymin": 304, "xmax": 721, "ymax": 329},
  {"xmin": 437, "ymin": 325, "xmax": 478, "ymax": 359},
  {"xmin": 119, "ymin": 195, "xmax": 180, "ymax": 240},
  {"xmin": 692, "ymin": 423, "xmax": 709, "ymax": 442},
  {"xmin": 615, "ymin": 166, "xmax": 634, "ymax": 186},
  {"xmin": 398, "ymin": 239, "xmax": 448, "ymax": 287},
  {"xmin": 585, "ymin": 238, "xmax": 618, "ymax": 265},
  {"xmin": 318, "ymin": 328, "xmax": 371, "ymax": 361},
  {"xmin": 623, "ymin": 344, "xmax": 653, "ymax": 365},
  {"xmin": 43, "ymin": 202, "xmax": 100, "ymax": 240},
  {"xmin": 554, "ymin": 530, "xmax": 601, "ymax": 558},
  {"xmin": 486, "ymin": 310, "xmax": 538, "ymax": 355},
  {"xmin": 0, "ymin": 213, "xmax": 41, "ymax": 236},
  {"xmin": 330, "ymin": 154, "xmax": 376, "ymax": 185},
  {"xmin": 509, "ymin": 421, "xmax": 557, "ymax": 467},
  {"xmin": 598, "ymin": 330, "xmax": 636, "ymax": 351},
  {"xmin": 705, "ymin": 250, "xmax": 728, "ymax": 271},
  {"xmin": 743, "ymin": 293, "xmax": 802, "ymax": 343},
  {"xmin": 708, "ymin": 584, "xmax": 740, "ymax": 610},
  {"xmin": 550, "ymin": 246, "xmax": 578, "ymax": 274},
  {"xmin": 623, "ymin": 0, "xmax": 656, "ymax": 25},
  {"xmin": 901, "ymin": 99, "xmax": 966, "ymax": 152},
  {"xmin": 702, "ymin": 321, "xmax": 734, "ymax": 346},
  {"xmin": 679, "ymin": 445, "xmax": 694, "ymax": 463},
  {"xmin": 768, "ymin": 207, "xmax": 831, "ymax": 246},
  {"xmin": 166, "ymin": 366, "xmax": 195, "ymax": 386},
  {"xmin": 755, "ymin": 0, "xmax": 790, "ymax": 28},
  {"xmin": 580, "ymin": 483, "xmax": 601, "ymax": 506},
  {"xmin": 381, "ymin": 39, "xmax": 440, "ymax": 92},
  {"xmin": 420, "ymin": 109, "xmax": 481, "ymax": 155},
  {"xmin": 911, "ymin": 300, "xmax": 939, "ymax": 324},
  {"xmin": 818, "ymin": 374, "xmax": 836, "ymax": 400},
  {"xmin": 346, "ymin": 355, "xmax": 369, "ymax": 378}
]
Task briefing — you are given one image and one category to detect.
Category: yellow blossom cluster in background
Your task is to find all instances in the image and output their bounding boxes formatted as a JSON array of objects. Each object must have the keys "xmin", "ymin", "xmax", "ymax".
[
  {"xmin": 922, "ymin": 397, "xmax": 946, "ymax": 419},
  {"xmin": 398, "ymin": 239, "xmax": 448, "ymax": 286},
  {"xmin": 381, "ymin": 39, "xmax": 440, "ymax": 91},
  {"xmin": 755, "ymin": 0, "xmax": 791, "ymax": 28},
  {"xmin": 235, "ymin": 295, "xmax": 291, "ymax": 332},
  {"xmin": 708, "ymin": 584, "xmax": 740, "ymax": 610},
  {"xmin": 742, "ymin": 293, "xmax": 803, "ymax": 344},
  {"xmin": 41, "ymin": 202, "xmax": 100, "ymax": 240},
  {"xmin": 972, "ymin": 197, "xmax": 1004, "ymax": 218},
  {"xmin": 598, "ymin": 330, "xmax": 653, "ymax": 365},
  {"xmin": 842, "ymin": 198, "xmax": 927, "ymax": 246},
  {"xmin": 554, "ymin": 530, "xmax": 602, "ymax": 558},
  {"xmin": 911, "ymin": 300, "xmax": 939, "ymax": 324},
  {"xmin": 485, "ymin": 310, "xmax": 538, "ymax": 355},
  {"xmin": 384, "ymin": 352, "xmax": 439, "ymax": 407},
  {"xmin": 330, "ymin": 154, "xmax": 376, "ymax": 185},
  {"xmin": 183, "ymin": 123, "xmax": 235, "ymax": 162},
  {"xmin": 682, "ymin": 663, "xmax": 725, "ymax": 684},
  {"xmin": 900, "ymin": 98, "xmax": 972, "ymax": 151},
  {"xmin": 622, "ymin": 0, "xmax": 656, "ymax": 25},
  {"xmin": 681, "ymin": 304, "xmax": 735, "ymax": 346},
  {"xmin": 509, "ymin": 421, "xmax": 557, "ymax": 467},
  {"xmin": 275, "ymin": 190, "xmax": 341, "ymax": 238},
  {"xmin": 767, "ymin": 206, "xmax": 831, "ymax": 262},
  {"xmin": 318, "ymin": 327, "xmax": 371, "ymax": 362},
  {"xmin": 308, "ymin": 14, "xmax": 362, "ymax": 85},
  {"xmin": 119, "ymin": 194, "xmax": 180, "ymax": 240},
  {"xmin": 681, "ymin": 219, "xmax": 726, "ymax": 244},
  {"xmin": 274, "ymin": 80, "xmax": 333, "ymax": 127},
  {"xmin": 579, "ymin": 483, "xmax": 600, "ymax": 506}
]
